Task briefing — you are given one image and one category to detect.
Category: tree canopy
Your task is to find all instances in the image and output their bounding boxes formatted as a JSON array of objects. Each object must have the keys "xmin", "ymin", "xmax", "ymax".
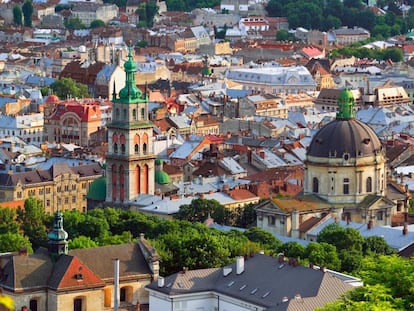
[
  {"xmin": 13, "ymin": 5, "xmax": 22, "ymax": 26},
  {"xmin": 49, "ymin": 77, "xmax": 90, "ymax": 99},
  {"xmin": 22, "ymin": 0, "xmax": 33, "ymax": 27},
  {"xmin": 90, "ymin": 19, "xmax": 105, "ymax": 28},
  {"xmin": 265, "ymin": 0, "xmax": 409, "ymax": 37}
]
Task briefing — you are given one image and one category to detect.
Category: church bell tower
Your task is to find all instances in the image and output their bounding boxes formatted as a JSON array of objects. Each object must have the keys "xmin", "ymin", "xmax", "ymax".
[{"xmin": 106, "ymin": 46, "xmax": 155, "ymax": 204}]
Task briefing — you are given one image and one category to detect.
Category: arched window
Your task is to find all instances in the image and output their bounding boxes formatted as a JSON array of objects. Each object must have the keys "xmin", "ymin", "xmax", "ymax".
[
  {"xmin": 113, "ymin": 143, "xmax": 118, "ymax": 153},
  {"xmin": 123, "ymin": 108, "xmax": 127, "ymax": 120},
  {"xmin": 115, "ymin": 108, "xmax": 120, "ymax": 119},
  {"xmin": 134, "ymin": 144, "xmax": 139, "ymax": 154},
  {"xmin": 132, "ymin": 109, "xmax": 137, "ymax": 120},
  {"xmin": 343, "ymin": 178, "xmax": 350, "ymax": 194},
  {"xmin": 312, "ymin": 177, "xmax": 319, "ymax": 193},
  {"xmin": 141, "ymin": 107, "xmax": 145, "ymax": 118},
  {"xmin": 121, "ymin": 144, "xmax": 126, "ymax": 154},
  {"xmin": 143, "ymin": 143, "xmax": 147, "ymax": 155},
  {"xmin": 112, "ymin": 164, "xmax": 116, "ymax": 201},
  {"xmin": 366, "ymin": 177, "xmax": 372, "ymax": 193}
]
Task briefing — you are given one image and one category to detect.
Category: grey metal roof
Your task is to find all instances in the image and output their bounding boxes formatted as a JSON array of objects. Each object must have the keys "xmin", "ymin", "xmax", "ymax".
[{"xmin": 147, "ymin": 253, "xmax": 357, "ymax": 311}]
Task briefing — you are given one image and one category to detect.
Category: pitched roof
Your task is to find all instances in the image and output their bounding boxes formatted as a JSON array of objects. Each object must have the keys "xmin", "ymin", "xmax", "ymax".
[
  {"xmin": 49, "ymin": 256, "xmax": 105, "ymax": 291},
  {"xmin": 147, "ymin": 253, "xmax": 358, "ymax": 311},
  {"xmin": 69, "ymin": 243, "xmax": 152, "ymax": 281}
]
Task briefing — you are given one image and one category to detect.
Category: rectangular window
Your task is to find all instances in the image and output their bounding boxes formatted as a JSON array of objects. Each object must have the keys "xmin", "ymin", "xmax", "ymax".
[
  {"xmin": 72, "ymin": 184, "xmax": 76, "ymax": 191},
  {"xmin": 57, "ymin": 198, "xmax": 61, "ymax": 205},
  {"xmin": 377, "ymin": 211, "xmax": 384, "ymax": 221},
  {"xmin": 72, "ymin": 196, "xmax": 76, "ymax": 203},
  {"xmin": 268, "ymin": 216, "xmax": 276, "ymax": 226},
  {"xmin": 343, "ymin": 178, "xmax": 350, "ymax": 195},
  {"xmin": 46, "ymin": 187, "xmax": 51, "ymax": 194},
  {"xmin": 39, "ymin": 189, "xmax": 44, "ymax": 195},
  {"xmin": 64, "ymin": 197, "xmax": 69, "ymax": 204}
]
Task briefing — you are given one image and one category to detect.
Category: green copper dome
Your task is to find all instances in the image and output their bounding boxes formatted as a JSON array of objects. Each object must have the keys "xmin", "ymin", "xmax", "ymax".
[
  {"xmin": 336, "ymin": 88, "xmax": 356, "ymax": 120},
  {"xmin": 155, "ymin": 170, "xmax": 171, "ymax": 184},
  {"xmin": 48, "ymin": 211, "xmax": 68, "ymax": 241},
  {"xmin": 118, "ymin": 45, "xmax": 143, "ymax": 102},
  {"xmin": 155, "ymin": 159, "xmax": 163, "ymax": 166},
  {"xmin": 87, "ymin": 177, "xmax": 107, "ymax": 200}
]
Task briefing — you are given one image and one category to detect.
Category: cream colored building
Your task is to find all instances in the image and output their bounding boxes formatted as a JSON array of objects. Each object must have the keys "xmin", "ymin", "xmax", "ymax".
[
  {"xmin": 256, "ymin": 89, "xmax": 409, "ymax": 238},
  {"xmin": 0, "ymin": 162, "xmax": 103, "ymax": 214},
  {"xmin": 72, "ymin": 3, "xmax": 119, "ymax": 27}
]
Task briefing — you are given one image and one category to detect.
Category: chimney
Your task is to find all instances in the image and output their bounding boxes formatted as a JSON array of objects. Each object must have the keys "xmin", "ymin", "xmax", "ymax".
[
  {"xmin": 158, "ymin": 277, "xmax": 165, "ymax": 287},
  {"xmin": 367, "ymin": 220, "xmax": 373, "ymax": 230},
  {"xmin": 260, "ymin": 150, "xmax": 265, "ymax": 159},
  {"xmin": 18, "ymin": 247, "xmax": 28, "ymax": 256},
  {"xmin": 403, "ymin": 224, "xmax": 408, "ymax": 235},
  {"xmin": 236, "ymin": 256, "xmax": 244, "ymax": 274}
]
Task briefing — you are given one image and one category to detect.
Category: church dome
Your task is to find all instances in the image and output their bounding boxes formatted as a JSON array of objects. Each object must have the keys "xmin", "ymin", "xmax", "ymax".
[
  {"xmin": 307, "ymin": 119, "xmax": 382, "ymax": 158},
  {"xmin": 307, "ymin": 88, "xmax": 383, "ymax": 159},
  {"xmin": 155, "ymin": 170, "xmax": 171, "ymax": 184},
  {"xmin": 87, "ymin": 177, "xmax": 107, "ymax": 200}
]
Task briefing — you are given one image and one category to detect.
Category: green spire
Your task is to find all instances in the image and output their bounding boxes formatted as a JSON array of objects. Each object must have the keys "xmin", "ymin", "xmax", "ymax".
[
  {"xmin": 118, "ymin": 44, "xmax": 145, "ymax": 103},
  {"xmin": 336, "ymin": 88, "xmax": 356, "ymax": 119}
]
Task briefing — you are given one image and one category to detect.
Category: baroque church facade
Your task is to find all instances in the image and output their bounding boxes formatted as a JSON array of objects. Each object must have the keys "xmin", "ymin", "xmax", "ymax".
[{"xmin": 256, "ymin": 89, "xmax": 409, "ymax": 238}]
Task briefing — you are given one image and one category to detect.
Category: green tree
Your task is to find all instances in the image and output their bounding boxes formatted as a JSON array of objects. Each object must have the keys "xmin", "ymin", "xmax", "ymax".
[
  {"xmin": 363, "ymin": 236, "xmax": 395, "ymax": 255},
  {"xmin": 64, "ymin": 17, "xmax": 86, "ymax": 30},
  {"xmin": 175, "ymin": 198, "xmax": 227, "ymax": 224},
  {"xmin": 78, "ymin": 215, "xmax": 110, "ymax": 242},
  {"xmin": 50, "ymin": 77, "xmax": 90, "ymax": 99},
  {"xmin": 0, "ymin": 232, "xmax": 33, "ymax": 253},
  {"xmin": 22, "ymin": 0, "xmax": 33, "ymax": 27},
  {"xmin": 276, "ymin": 29, "xmax": 290, "ymax": 41},
  {"xmin": 305, "ymin": 242, "xmax": 341, "ymax": 271},
  {"xmin": 0, "ymin": 206, "xmax": 19, "ymax": 234},
  {"xmin": 137, "ymin": 1, "xmax": 158, "ymax": 28},
  {"xmin": 69, "ymin": 236, "xmax": 98, "ymax": 249},
  {"xmin": 243, "ymin": 227, "xmax": 282, "ymax": 251},
  {"xmin": 16, "ymin": 197, "xmax": 48, "ymax": 250},
  {"xmin": 317, "ymin": 223, "xmax": 364, "ymax": 253},
  {"xmin": 90, "ymin": 19, "xmax": 105, "ymax": 28},
  {"xmin": 234, "ymin": 203, "xmax": 256, "ymax": 228},
  {"xmin": 13, "ymin": 5, "xmax": 22, "ymax": 26},
  {"xmin": 136, "ymin": 39, "xmax": 148, "ymax": 48},
  {"xmin": 278, "ymin": 242, "xmax": 305, "ymax": 259},
  {"xmin": 339, "ymin": 249, "xmax": 363, "ymax": 273}
]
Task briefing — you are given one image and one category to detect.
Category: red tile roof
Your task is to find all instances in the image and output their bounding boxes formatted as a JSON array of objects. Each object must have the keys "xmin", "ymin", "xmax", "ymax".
[{"xmin": 55, "ymin": 256, "xmax": 105, "ymax": 290}]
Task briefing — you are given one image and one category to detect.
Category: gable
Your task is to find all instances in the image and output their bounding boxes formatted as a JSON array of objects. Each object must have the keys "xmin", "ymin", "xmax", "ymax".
[{"xmin": 50, "ymin": 255, "xmax": 105, "ymax": 291}]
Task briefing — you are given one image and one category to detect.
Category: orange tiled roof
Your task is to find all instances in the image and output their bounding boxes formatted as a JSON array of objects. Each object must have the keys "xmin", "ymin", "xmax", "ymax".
[
  {"xmin": 0, "ymin": 200, "xmax": 25, "ymax": 210},
  {"xmin": 227, "ymin": 189, "xmax": 258, "ymax": 200}
]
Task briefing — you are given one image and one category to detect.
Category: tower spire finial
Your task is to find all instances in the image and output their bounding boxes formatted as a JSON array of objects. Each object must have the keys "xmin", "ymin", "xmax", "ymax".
[{"xmin": 336, "ymin": 88, "xmax": 356, "ymax": 120}]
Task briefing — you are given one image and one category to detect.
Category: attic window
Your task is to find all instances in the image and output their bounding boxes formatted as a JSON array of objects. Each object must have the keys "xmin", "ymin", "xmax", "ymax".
[
  {"xmin": 25, "ymin": 177, "xmax": 32, "ymax": 182},
  {"xmin": 315, "ymin": 138, "xmax": 323, "ymax": 145},
  {"xmin": 250, "ymin": 288, "xmax": 258, "ymax": 295},
  {"xmin": 74, "ymin": 273, "xmax": 83, "ymax": 280},
  {"xmin": 363, "ymin": 138, "xmax": 371, "ymax": 144},
  {"xmin": 227, "ymin": 281, "xmax": 235, "ymax": 287},
  {"xmin": 239, "ymin": 284, "xmax": 247, "ymax": 291}
]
